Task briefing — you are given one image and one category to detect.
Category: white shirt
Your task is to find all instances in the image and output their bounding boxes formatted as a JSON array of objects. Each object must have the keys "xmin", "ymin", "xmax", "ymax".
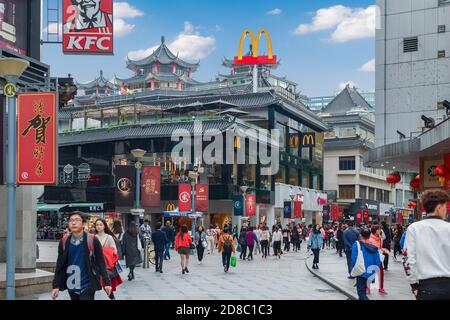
[
  {"xmin": 272, "ymin": 230, "xmax": 282, "ymax": 243},
  {"xmin": 403, "ymin": 217, "xmax": 450, "ymax": 284},
  {"xmin": 254, "ymin": 229, "xmax": 262, "ymax": 241}
]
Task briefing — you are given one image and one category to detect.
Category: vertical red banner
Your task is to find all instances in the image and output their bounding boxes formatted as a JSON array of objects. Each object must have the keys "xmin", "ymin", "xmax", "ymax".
[
  {"xmin": 331, "ymin": 205, "xmax": 339, "ymax": 221},
  {"xmin": 445, "ymin": 154, "xmax": 450, "ymax": 190},
  {"xmin": 246, "ymin": 194, "xmax": 256, "ymax": 216},
  {"xmin": 363, "ymin": 210, "xmax": 369, "ymax": 222},
  {"xmin": 195, "ymin": 184, "xmax": 209, "ymax": 212},
  {"xmin": 62, "ymin": 0, "xmax": 114, "ymax": 54},
  {"xmin": 17, "ymin": 93, "xmax": 57, "ymax": 185},
  {"xmin": 356, "ymin": 210, "xmax": 363, "ymax": 223},
  {"xmin": 178, "ymin": 184, "xmax": 192, "ymax": 212},
  {"xmin": 293, "ymin": 201, "xmax": 302, "ymax": 218},
  {"xmin": 141, "ymin": 166, "xmax": 160, "ymax": 207},
  {"xmin": 338, "ymin": 208, "xmax": 344, "ymax": 220},
  {"xmin": 397, "ymin": 212, "xmax": 403, "ymax": 225}
]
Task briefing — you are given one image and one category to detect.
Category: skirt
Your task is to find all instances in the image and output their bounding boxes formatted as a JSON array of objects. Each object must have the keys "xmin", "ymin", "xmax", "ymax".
[{"xmin": 178, "ymin": 247, "xmax": 190, "ymax": 255}]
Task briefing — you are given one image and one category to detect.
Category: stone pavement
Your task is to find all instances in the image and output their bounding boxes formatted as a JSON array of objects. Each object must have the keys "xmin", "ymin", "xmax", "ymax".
[
  {"xmin": 21, "ymin": 242, "xmax": 347, "ymax": 300},
  {"xmin": 305, "ymin": 247, "xmax": 415, "ymax": 300}
]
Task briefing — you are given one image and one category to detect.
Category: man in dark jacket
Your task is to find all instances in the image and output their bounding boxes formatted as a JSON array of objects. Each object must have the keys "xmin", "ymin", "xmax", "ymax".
[
  {"xmin": 51, "ymin": 211, "xmax": 111, "ymax": 300},
  {"xmin": 381, "ymin": 221, "xmax": 391, "ymax": 271},
  {"xmin": 162, "ymin": 221, "xmax": 175, "ymax": 260},
  {"xmin": 336, "ymin": 224, "xmax": 345, "ymax": 257},
  {"xmin": 151, "ymin": 222, "xmax": 168, "ymax": 273},
  {"xmin": 343, "ymin": 221, "xmax": 360, "ymax": 278}
]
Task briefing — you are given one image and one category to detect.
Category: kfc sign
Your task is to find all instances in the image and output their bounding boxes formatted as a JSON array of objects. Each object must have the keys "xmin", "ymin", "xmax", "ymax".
[{"xmin": 63, "ymin": 0, "xmax": 114, "ymax": 55}]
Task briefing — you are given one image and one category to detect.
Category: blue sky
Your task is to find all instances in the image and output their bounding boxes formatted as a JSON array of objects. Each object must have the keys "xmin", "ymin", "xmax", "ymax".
[{"xmin": 42, "ymin": 0, "xmax": 376, "ymax": 97}]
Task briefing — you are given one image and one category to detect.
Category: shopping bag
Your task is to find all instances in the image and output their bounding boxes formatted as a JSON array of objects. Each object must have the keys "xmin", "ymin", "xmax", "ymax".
[
  {"xmin": 350, "ymin": 241, "xmax": 366, "ymax": 277},
  {"xmin": 230, "ymin": 254, "xmax": 237, "ymax": 268},
  {"xmin": 237, "ymin": 244, "xmax": 241, "ymax": 252}
]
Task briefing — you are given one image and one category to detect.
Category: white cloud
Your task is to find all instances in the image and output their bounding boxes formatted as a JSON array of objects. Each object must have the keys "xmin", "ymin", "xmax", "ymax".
[
  {"xmin": 215, "ymin": 25, "xmax": 223, "ymax": 32},
  {"xmin": 267, "ymin": 8, "xmax": 282, "ymax": 15},
  {"xmin": 337, "ymin": 81, "xmax": 358, "ymax": 91},
  {"xmin": 294, "ymin": 5, "xmax": 376, "ymax": 43},
  {"xmin": 113, "ymin": 2, "xmax": 144, "ymax": 37},
  {"xmin": 359, "ymin": 59, "xmax": 375, "ymax": 72},
  {"xmin": 128, "ymin": 21, "xmax": 216, "ymax": 61}
]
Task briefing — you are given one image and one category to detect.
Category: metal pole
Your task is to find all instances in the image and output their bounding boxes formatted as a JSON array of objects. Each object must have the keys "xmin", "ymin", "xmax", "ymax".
[
  {"xmin": 191, "ymin": 182, "xmax": 196, "ymax": 237},
  {"xmin": 253, "ymin": 65, "xmax": 258, "ymax": 93},
  {"xmin": 6, "ymin": 95, "xmax": 17, "ymax": 300},
  {"xmin": 135, "ymin": 162, "xmax": 141, "ymax": 226},
  {"xmin": 143, "ymin": 238, "xmax": 148, "ymax": 269}
]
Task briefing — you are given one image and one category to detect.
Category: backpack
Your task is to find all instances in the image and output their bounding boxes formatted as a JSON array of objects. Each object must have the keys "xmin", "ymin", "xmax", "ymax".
[{"xmin": 223, "ymin": 236, "xmax": 232, "ymax": 253}]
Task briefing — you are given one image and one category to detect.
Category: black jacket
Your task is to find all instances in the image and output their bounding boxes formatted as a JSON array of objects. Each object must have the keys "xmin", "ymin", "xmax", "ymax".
[
  {"xmin": 151, "ymin": 230, "xmax": 168, "ymax": 252},
  {"xmin": 52, "ymin": 232, "xmax": 110, "ymax": 292},
  {"xmin": 161, "ymin": 226, "xmax": 175, "ymax": 242}
]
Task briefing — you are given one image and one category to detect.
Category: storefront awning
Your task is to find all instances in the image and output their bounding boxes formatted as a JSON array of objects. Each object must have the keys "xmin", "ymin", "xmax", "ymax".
[
  {"xmin": 37, "ymin": 204, "xmax": 69, "ymax": 212},
  {"xmin": 61, "ymin": 203, "xmax": 104, "ymax": 212}
]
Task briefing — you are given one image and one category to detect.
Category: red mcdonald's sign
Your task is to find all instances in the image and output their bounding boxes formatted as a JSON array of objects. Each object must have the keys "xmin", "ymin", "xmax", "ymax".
[
  {"xmin": 293, "ymin": 201, "xmax": 302, "ymax": 218},
  {"xmin": 17, "ymin": 93, "xmax": 57, "ymax": 185},
  {"xmin": 246, "ymin": 194, "xmax": 256, "ymax": 216},
  {"xmin": 178, "ymin": 184, "xmax": 192, "ymax": 212},
  {"xmin": 141, "ymin": 166, "xmax": 160, "ymax": 207},
  {"xmin": 195, "ymin": 184, "xmax": 209, "ymax": 212}
]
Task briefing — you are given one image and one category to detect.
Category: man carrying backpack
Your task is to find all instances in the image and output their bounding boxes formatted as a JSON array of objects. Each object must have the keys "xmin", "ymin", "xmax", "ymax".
[
  {"xmin": 51, "ymin": 211, "xmax": 111, "ymax": 300},
  {"xmin": 218, "ymin": 228, "xmax": 236, "ymax": 272}
]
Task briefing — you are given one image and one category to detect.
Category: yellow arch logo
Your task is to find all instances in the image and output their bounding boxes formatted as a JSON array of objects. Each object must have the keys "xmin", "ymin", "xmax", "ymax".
[
  {"xmin": 302, "ymin": 134, "xmax": 315, "ymax": 147},
  {"xmin": 234, "ymin": 29, "xmax": 277, "ymax": 65},
  {"xmin": 166, "ymin": 203, "xmax": 176, "ymax": 211}
]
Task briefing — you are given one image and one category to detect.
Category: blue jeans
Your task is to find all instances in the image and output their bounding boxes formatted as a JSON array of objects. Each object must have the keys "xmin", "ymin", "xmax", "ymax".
[
  {"xmin": 164, "ymin": 241, "xmax": 172, "ymax": 259},
  {"xmin": 222, "ymin": 252, "xmax": 232, "ymax": 270},
  {"xmin": 356, "ymin": 277, "xmax": 369, "ymax": 300}
]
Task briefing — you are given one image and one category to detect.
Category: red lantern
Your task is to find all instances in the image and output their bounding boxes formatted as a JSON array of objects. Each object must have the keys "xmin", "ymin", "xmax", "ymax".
[
  {"xmin": 386, "ymin": 172, "xmax": 401, "ymax": 188},
  {"xmin": 408, "ymin": 202, "xmax": 417, "ymax": 210},
  {"xmin": 410, "ymin": 177, "xmax": 420, "ymax": 191},
  {"xmin": 433, "ymin": 165, "xmax": 446, "ymax": 186}
]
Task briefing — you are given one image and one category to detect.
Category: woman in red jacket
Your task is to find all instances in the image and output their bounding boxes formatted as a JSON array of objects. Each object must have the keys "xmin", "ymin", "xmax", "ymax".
[
  {"xmin": 175, "ymin": 225, "xmax": 193, "ymax": 274},
  {"xmin": 367, "ymin": 224, "xmax": 389, "ymax": 295}
]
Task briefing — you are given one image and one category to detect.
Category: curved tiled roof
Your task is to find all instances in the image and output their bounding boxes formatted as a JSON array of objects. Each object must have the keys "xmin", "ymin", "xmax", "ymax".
[{"xmin": 76, "ymin": 70, "xmax": 116, "ymax": 89}]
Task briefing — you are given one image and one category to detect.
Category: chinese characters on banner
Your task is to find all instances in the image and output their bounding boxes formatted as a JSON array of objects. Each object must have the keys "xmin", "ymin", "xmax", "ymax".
[
  {"xmin": 178, "ymin": 184, "xmax": 191, "ymax": 212},
  {"xmin": 195, "ymin": 184, "xmax": 209, "ymax": 212},
  {"xmin": 363, "ymin": 210, "xmax": 369, "ymax": 222},
  {"xmin": 445, "ymin": 154, "xmax": 450, "ymax": 190},
  {"xmin": 246, "ymin": 194, "xmax": 256, "ymax": 216},
  {"xmin": 331, "ymin": 204, "xmax": 339, "ymax": 221},
  {"xmin": 17, "ymin": 93, "xmax": 56, "ymax": 185},
  {"xmin": 63, "ymin": 0, "xmax": 114, "ymax": 54},
  {"xmin": 293, "ymin": 201, "xmax": 302, "ymax": 218},
  {"xmin": 115, "ymin": 165, "xmax": 135, "ymax": 207},
  {"xmin": 356, "ymin": 210, "xmax": 363, "ymax": 223},
  {"xmin": 141, "ymin": 166, "xmax": 160, "ymax": 207}
]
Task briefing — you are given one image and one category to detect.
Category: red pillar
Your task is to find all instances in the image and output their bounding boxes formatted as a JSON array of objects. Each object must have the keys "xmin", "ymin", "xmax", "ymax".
[
  {"xmin": 178, "ymin": 79, "xmax": 182, "ymax": 91},
  {"xmin": 150, "ymin": 78, "xmax": 155, "ymax": 90}
]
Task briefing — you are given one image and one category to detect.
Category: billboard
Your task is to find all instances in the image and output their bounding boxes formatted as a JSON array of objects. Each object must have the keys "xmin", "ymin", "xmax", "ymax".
[
  {"xmin": 63, "ymin": 0, "xmax": 114, "ymax": 54},
  {"xmin": 141, "ymin": 166, "xmax": 160, "ymax": 207},
  {"xmin": 293, "ymin": 201, "xmax": 302, "ymax": 218},
  {"xmin": 246, "ymin": 194, "xmax": 256, "ymax": 216},
  {"xmin": 17, "ymin": 93, "xmax": 57, "ymax": 185},
  {"xmin": 0, "ymin": 0, "xmax": 28, "ymax": 55},
  {"xmin": 283, "ymin": 201, "xmax": 291, "ymax": 219},
  {"xmin": 115, "ymin": 165, "xmax": 135, "ymax": 207},
  {"xmin": 233, "ymin": 195, "xmax": 243, "ymax": 216}
]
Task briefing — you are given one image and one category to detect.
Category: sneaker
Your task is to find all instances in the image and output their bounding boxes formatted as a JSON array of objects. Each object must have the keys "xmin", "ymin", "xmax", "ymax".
[
  {"xmin": 182, "ymin": 269, "xmax": 185, "ymax": 275},
  {"xmin": 198, "ymin": 262, "xmax": 201, "ymax": 265},
  {"xmin": 378, "ymin": 289, "xmax": 387, "ymax": 295},
  {"xmin": 159, "ymin": 270, "xmax": 163, "ymax": 273},
  {"xmin": 224, "ymin": 266, "xmax": 227, "ymax": 272}
]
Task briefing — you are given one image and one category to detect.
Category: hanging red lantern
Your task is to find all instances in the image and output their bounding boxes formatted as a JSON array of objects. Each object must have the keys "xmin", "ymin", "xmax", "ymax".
[
  {"xmin": 433, "ymin": 165, "xmax": 446, "ymax": 186},
  {"xmin": 386, "ymin": 172, "xmax": 401, "ymax": 188},
  {"xmin": 408, "ymin": 202, "xmax": 417, "ymax": 210},
  {"xmin": 410, "ymin": 176, "xmax": 420, "ymax": 191}
]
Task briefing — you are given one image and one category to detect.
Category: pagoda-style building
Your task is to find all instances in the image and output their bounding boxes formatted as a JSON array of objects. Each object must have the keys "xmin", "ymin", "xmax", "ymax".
[
  {"xmin": 115, "ymin": 36, "xmax": 201, "ymax": 92},
  {"xmin": 76, "ymin": 70, "xmax": 117, "ymax": 96}
]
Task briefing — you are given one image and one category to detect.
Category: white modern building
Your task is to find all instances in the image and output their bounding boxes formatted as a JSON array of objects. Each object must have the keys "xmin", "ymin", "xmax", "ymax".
[{"xmin": 375, "ymin": 0, "xmax": 450, "ymax": 147}]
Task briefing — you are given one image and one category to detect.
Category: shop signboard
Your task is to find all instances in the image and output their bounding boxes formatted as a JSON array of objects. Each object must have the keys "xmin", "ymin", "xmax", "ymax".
[
  {"xmin": 246, "ymin": 194, "xmax": 256, "ymax": 216},
  {"xmin": 283, "ymin": 201, "xmax": 292, "ymax": 219},
  {"xmin": 293, "ymin": 201, "xmax": 302, "ymax": 218},
  {"xmin": 195, "ymin": 184, "xmax": 208, "ymax": 212},
  {"xmin": 178, "ymin": 184, "xmax": 191, "ymax": 212},
  {"xmin": 115, "ymin": 165, "xmax": 135, "ymax": 207},
  {"xmin": 141, "ymin": 166, "xmax": 160, "ymax": 207},
  {"xmin": 233, "ymin": 195, "xmax": 243, "ymax": 216}
]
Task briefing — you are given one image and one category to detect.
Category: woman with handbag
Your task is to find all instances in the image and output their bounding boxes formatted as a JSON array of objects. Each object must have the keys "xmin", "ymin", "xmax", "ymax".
[
  {"xmin": 368, "ymin": 224, "xmax": 389, "ymax": 295},
  {"xmin": 175, "ymin": 225, "xmax": 193, "ymax": 274},
  {"xmin": 94, "ymin": 219, "xmax": 123, "ymax": 300},
  {"xmin": 122, "ymin": 223, "xmax": 143, "ymax": 281},
  {"xmin": 194, "ymin": 226, "xmax": 207, "ymax": 265}
]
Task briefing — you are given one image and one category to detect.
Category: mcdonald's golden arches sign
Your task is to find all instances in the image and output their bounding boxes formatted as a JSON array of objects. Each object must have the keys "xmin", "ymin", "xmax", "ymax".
[
  {"xmin": 301, "ymin": 133, "xmax": 316, "ymax": 147},
  {"xmin": 166, "ymin": 203, "xmax": 176, "ymax": 211},
  {"xmin": 234, "ymin": 29, "xmax": 277, "ymax": 65},
  {"xmin": 289, "ymin": 134, "xmax": 300, "ymax": 148}
]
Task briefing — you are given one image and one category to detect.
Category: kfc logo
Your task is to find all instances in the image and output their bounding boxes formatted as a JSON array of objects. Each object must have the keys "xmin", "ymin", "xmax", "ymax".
[{"xmin": 63, "ymin": 0, "xmax": 114, "ymax": 54}]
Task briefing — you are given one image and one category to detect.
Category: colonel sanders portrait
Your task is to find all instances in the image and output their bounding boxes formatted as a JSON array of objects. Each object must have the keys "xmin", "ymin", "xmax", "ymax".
[{"xmin": 64, "ymin": 0, "xmax": 113, "ymax": 32}]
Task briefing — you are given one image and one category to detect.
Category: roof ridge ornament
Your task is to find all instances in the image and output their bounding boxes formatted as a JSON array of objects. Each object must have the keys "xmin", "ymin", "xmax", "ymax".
[{"xmin": 161, "ymin": 35, "xmax": 165, "ymax": 44}]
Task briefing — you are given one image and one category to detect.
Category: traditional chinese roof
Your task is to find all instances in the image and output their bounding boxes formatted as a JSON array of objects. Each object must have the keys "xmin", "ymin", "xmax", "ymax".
[
  {"xmin": 126, "ymin": 36, "xmax": 200, "ymax": 72},
  {"xmin": 76, "ymin": 70, "xmax": 116, "ymax": 90},
  {"xmin": 222, "ymin": 48, "xmax": 280, "ymax": 70},
  {"xmin": 322, "ymin": 85, "xmax": 372, "ymax": 115}
]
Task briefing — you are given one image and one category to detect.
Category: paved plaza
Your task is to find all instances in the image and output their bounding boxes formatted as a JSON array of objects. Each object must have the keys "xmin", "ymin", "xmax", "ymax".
[{"xmin": 23, "ymin": 241, "xmax": 347, "ymax": 300}]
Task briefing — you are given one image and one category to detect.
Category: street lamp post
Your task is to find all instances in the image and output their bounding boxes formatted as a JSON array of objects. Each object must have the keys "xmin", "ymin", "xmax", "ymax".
[
  {"xmin": 0, "ymin": 57, "xmax": 30, "ymax": 300},
  {"xmin": 240, "ymin": 186, "xmax": 249, "ymax": 230},
  {"xmin": 189, "ymin": 167, "xmax": 199, "ymax": 237},
  {"xmin": 289, "ymin": 187, "xmax": 296, "ymax": 226},
  {"xmin": 131, "ymin": 149, "xmax": 146, "ymax": 226}
]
